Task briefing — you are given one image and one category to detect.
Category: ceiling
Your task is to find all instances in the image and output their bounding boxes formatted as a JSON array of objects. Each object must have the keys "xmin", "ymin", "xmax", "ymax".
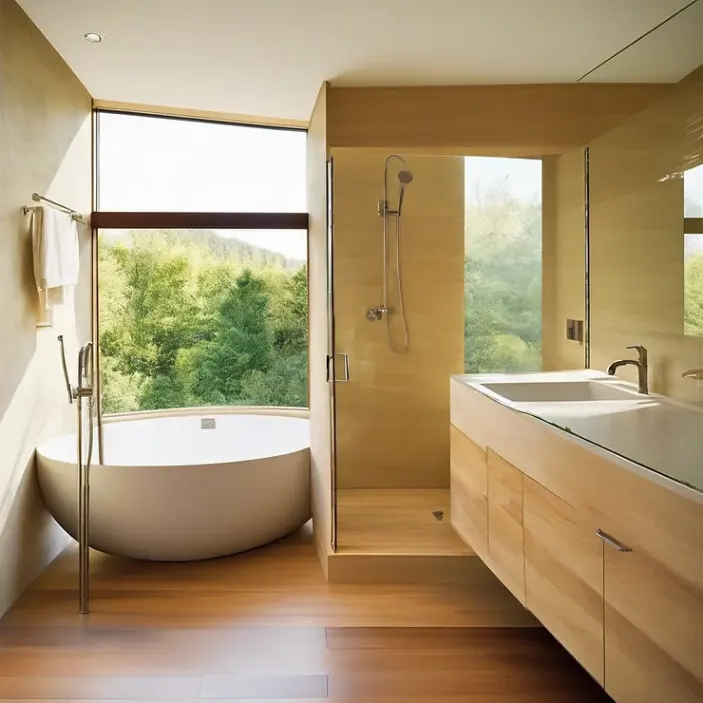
[{"xmin": 17, "ymin": 0, "xmax": 703, "ymax": 123}]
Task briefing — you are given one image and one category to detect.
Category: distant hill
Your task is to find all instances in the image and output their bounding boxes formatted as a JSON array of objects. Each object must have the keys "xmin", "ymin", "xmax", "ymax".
[{"xmin": 101, "ymin": 228, "xmax": 304, "ymax": 272}]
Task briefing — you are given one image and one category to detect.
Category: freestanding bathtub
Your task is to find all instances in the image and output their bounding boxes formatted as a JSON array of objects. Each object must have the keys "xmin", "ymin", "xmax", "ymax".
[{"xmin": 36, "ymin": 412, "xmax": 311, "ymax": 561}]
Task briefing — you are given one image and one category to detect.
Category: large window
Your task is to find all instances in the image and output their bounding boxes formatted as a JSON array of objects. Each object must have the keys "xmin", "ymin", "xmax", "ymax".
[
  {"xmin": 96, "ymin": 112, "xmax": 307, "ymax": 413},
  {"xmin": 684, "ymin": 165, "xmax": 703, "ymax": 336},
  {"xmin": 99, "ymin": 229, "xmax": 307, "ymax": 413},
  {"xmin": 464, "ymin": 157, "xmax": 542, "ymax": 373}
]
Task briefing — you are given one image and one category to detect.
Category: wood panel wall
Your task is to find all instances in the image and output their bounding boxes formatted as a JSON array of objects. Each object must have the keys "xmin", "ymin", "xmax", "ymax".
[
  {"xmin": 0, "ymin": 0, "xmax": 92, "ymax": 617},
  {"xmin": 332, "ymin": 150, "xmax": 464, "ymax": 488},
  {"xmin": 327, "ymin": 84, "xmax": 671, "ymax": 149},
  {"xmin": 589, "ymin": 65, "xmax": 703, "ymax": 404},
  {"xmin": 306, "ymin": 83, "xmax": 332, "ymax": 570},
  {"xmin": 542, "ymin": 150, "xmax": 587, "ymax": 371}
]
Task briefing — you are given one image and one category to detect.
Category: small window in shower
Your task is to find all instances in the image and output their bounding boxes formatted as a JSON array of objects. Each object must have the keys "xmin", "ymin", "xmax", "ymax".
[
  {"xmin": 464, "ymin": 157, "xmax": 542, "ymax": 373},
  {"xmin": 98, "ymin": 228, "xmax": 308, "ymax": 414}
]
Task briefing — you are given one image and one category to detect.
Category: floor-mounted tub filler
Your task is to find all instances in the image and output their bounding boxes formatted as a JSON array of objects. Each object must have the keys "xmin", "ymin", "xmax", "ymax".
[{"xmin": 36, "ymin": 413, "xmax": 311, "ymax": 562}]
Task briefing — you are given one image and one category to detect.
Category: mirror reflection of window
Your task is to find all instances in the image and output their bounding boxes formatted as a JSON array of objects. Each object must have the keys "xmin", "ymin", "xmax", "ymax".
[{"xmin": 684, "ymin": 165, "xmax": 703, "ymax": 336}]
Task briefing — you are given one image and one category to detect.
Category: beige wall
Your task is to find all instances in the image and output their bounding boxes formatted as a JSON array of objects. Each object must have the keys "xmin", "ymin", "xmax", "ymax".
[
  {"xmin": 332, "ymin": 150, "xmax": 465, "ymax": 489},
  {"xmin": 306, "ymin": 84, "xmax": 332, "ymax": 567},
  {"xmin": 542, "ymin": 150, "xmax": 587, "ymax": 371},
  {"xmin": 0, "ymin": 0, "xmax": 92, "ymax": 615},
  {"xmin": 589, "ymin": 66, "xmax": 703, "ymax": 404},
  {"xmin": 327, "ymin": 84, "xmax": 671, "ymax": 150}
]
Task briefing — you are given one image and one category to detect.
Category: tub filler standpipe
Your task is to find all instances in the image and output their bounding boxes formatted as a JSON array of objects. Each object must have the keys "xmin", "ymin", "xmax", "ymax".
[{"xmin": 58, "ymin": 335, "xmax": 95, "ymax": 614}]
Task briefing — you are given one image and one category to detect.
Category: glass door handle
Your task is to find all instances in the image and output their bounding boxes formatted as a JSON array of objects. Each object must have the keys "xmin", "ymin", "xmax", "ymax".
[{"xmin": 326, "ymin": 353, "xmax": 350, "ymax": 383}]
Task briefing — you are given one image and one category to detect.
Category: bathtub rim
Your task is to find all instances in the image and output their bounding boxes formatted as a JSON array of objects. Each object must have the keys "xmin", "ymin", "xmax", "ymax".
[
  {"xmin": 36, "ymin": 406, "xmax": 311, "ymax": 469},
  {"xmin": 101, "ymin": 405, "xmax": 309, "ymax": 424}
]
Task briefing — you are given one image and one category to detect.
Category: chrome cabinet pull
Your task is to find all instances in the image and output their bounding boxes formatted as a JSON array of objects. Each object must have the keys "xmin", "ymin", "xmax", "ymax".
[{"xmin": 596, "ymin": 529, "xmax": 632, "ymax": 552}]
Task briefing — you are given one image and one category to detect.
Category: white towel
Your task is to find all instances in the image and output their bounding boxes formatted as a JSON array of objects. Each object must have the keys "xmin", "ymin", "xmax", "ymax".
[{"xmin": 32, "ymin": 206, "xmax": 80, "ymax": 309}]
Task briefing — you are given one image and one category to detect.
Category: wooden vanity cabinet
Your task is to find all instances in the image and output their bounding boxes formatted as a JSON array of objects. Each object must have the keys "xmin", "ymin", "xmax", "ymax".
[
  {"xmin": 449, "ymin": 425, "xmax": 487, "ymax": 560},
  {"xmin": 523, "ymin": 477, "xmax": 604, "ymax": 685},
  {"xmin": 486, "ymin": 450, "xmax": 524, "ymax": 603},
  {"xmin": 450, "ymin": 379, "xmax": 703, "ymax": 702}
]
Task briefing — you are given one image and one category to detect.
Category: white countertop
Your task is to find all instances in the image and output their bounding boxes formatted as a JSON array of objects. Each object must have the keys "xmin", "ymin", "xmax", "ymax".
[{"xmin": 453, "ymin": 369, "xmax": 703, "ymax": 495}]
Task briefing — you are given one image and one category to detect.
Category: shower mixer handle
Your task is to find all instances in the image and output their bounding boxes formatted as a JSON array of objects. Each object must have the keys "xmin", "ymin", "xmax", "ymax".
[{"xmin": 367, "ymin": 306, "xmax": 387, "ymax": 321}]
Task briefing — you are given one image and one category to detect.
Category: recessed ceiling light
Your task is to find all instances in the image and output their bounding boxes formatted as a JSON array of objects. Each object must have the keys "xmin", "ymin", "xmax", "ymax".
[{"xmin": 84, "ymin": 32, "xmax": 103, "ymax": 43}]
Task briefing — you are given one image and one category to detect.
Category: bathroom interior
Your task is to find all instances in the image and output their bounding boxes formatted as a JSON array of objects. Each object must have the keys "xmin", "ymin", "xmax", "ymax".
[{"xmin": 1, "ymin": 0, "xmax": 702, "ymax": 700}]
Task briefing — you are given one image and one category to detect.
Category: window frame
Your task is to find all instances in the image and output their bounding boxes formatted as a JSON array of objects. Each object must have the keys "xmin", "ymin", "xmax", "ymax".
[{"xmin": 91, "ymin": 108, "xmax": 310, "ymax": 448}]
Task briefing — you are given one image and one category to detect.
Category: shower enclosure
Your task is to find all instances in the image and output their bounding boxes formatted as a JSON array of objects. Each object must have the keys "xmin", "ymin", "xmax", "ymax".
[
  {"xmin": 324, "ymin": 151, "xmax": 553, "ymax": 557},
  {"xmin": 327, "ymin": 151, "xmax": 466, "ymax": 554}
]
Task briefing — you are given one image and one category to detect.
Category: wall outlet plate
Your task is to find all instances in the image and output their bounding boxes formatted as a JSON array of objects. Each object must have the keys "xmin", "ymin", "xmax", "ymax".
[
  {"xmin": 201, "ymin": 417, "xmax": 216, "ymax": 430},
  {"xmin": 566, "ymin": 318, "xmax": 584, "ymax": 343}
]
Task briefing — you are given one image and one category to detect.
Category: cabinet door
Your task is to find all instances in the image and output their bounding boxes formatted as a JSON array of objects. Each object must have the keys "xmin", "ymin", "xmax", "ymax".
[
  {"xmin": 602, "ymin": 510, "xmax": 703, "ymax": 703},
  {"xmin": 487, "ymin": 449, "xmax": 524, "ymax": 603},
  {"xmin": 523, "ymin": 477, "xmax": 604, "ymax": 685},
  {"xmin": 450, "ymin": 425, "xmax": 487, "ymax": 559}
]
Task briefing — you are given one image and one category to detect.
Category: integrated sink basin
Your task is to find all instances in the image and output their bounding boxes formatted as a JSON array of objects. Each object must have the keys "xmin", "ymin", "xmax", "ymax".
[
  {"xmin": 479, "ymin": 380, "xmax": 641, "ymax": 403},
  {"xmin": 454, "ymin": 369, "xmax": 703, "ymax": 495}
]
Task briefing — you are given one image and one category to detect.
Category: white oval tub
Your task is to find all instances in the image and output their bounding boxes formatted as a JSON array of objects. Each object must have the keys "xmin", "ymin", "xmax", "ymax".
[{"xmin": 36, "ymin": 413, "xmax": 311, "ymax": 561}]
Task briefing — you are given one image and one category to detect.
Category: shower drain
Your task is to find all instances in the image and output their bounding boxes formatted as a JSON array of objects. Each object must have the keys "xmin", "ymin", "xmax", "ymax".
[{"xmin": 432, "ymin": 510, "xmax": 445, "ymax": 522}]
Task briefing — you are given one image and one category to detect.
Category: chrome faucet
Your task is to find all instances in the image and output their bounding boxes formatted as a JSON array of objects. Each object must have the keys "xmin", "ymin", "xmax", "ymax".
[
  {"xmin": 57, "ymin": 336, "xmax": 96, "ymax": 614},
  {"xmin": 606, "ymin": 345, "xmax": 649, "ymax": 395}
]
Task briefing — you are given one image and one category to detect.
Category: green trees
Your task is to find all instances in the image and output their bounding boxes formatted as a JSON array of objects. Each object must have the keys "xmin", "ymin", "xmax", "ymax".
[
  {"xmin": 99, "ymin": 230, "xmax": 308, "ymax": 414},
  {"xmin": 100, "ymin": 181, "xmax": 544, "ymax": 416},
  {"xmin": 464, "ymin": 182, "xmax": 542, "ymax": 373},
  {"xmin": 685, "ymin": 250, "xmax": 703, "ymax": 336}
]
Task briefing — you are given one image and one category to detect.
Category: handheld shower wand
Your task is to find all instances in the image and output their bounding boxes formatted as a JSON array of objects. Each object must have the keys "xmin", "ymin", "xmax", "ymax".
[{"xmin": 367, "ymin": 156, "xmax": 413, "ymax": 353}]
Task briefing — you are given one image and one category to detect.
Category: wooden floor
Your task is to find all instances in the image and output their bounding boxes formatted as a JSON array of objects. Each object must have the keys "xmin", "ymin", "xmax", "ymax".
[
  {"xmin": 0, "ymin": 524, "xmax": 610, "ymax": 701},
  {"xmin": 337, "ymin": 489, "xmax": 473, "ymax": 555}
]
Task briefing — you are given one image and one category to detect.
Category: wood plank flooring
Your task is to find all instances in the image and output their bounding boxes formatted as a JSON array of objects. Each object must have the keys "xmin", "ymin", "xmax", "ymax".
[
  {"xmin": 337, "ymin": 489, "xmax": 473, "ymax": 555},
  {"xmin": 0, "ymin": 523, "xmax": 611, "ymax": 701}
]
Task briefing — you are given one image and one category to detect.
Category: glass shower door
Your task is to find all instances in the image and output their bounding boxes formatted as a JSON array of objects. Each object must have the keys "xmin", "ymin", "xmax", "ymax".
[{"xmin": 326, "ymin": 157, "xmax": 339, "ymax": 552}]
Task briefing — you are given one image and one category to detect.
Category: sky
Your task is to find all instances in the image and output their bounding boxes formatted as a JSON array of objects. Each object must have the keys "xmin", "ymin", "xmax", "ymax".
[
  {"xmin": 99, "ymin": 113, "xmax": 703, "ymax": 260},
  {"xmin": 685, "ymin": 165, "xmax": 703, "ymax": 216},
  {"xmin": 99, "ymin": 112, "xmax": 308, "ymax": 260}
]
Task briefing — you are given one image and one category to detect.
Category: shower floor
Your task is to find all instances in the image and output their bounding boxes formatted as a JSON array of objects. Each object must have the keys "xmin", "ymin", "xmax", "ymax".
[{"xmin": 336, "ymin": 489, "xmax": 474, "ymax": 555}]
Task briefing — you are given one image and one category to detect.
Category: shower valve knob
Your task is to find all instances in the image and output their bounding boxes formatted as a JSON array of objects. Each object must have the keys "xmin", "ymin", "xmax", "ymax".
[{"xmin": 366, "ymin": 307, "xmax": 385, "ymax": 321}]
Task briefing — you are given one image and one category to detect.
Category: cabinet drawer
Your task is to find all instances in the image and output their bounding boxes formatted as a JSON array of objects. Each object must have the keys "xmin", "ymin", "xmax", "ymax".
[
  {"xmin": 524, "ymin": 477, "xmax": 604, "ymax": 685},
  {"xmin": 600, "ymin": 479, "xmax": 703, "ymax": 703},
  {"xmin": 487, "ymin": 449, "xmax": 524, "ymax": 604},
  {"xmin": 450, "ymin": 425, "xmax": 487, "ymax": 558}
]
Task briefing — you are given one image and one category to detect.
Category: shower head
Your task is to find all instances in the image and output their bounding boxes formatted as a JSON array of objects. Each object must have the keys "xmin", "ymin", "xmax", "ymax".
[
  {"xmin": 397, "ymin": 169, "xmax": 413, "ymax": 216},
  {"xmin": 397, "ymin": 169, "xmax": 414, "ymax": 184},
  {"xmin": 382, "ymin": 156, "xmax": 414, "ymax": 217}
]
